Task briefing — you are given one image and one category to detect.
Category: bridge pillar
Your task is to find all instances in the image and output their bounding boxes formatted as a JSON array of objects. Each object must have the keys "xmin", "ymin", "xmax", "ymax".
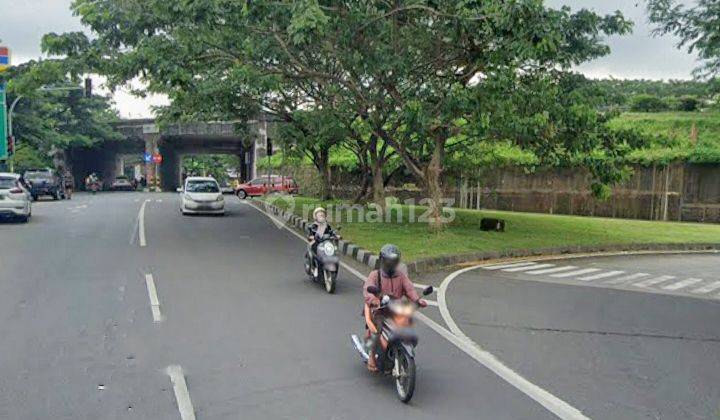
[{"xmin": 143, "ymin": 133, "xmax": 160, "ymax": 190}]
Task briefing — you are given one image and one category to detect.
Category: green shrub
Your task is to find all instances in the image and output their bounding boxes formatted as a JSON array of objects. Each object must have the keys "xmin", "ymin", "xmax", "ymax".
[{"xmin": 630, "ymin": 95, "xmax": 669, "ymax": 112}]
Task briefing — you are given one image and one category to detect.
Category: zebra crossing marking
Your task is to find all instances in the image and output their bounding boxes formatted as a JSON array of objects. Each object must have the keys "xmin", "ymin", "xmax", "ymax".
[
  {"xmin": 633, "ymin": 275, "xmax": 675, "ymax": 288},
  {"xmin": 578, "ymin": 270, "xmax": 625, "ymax": 282},
  {"xmin": 525, "ymin": 266, "xmax": 578, "ymax": 275},
  {"xmin": 483, "ymin": 262, "xmax": 537, "ymax": 271},
  {"xmin": 691, "ymin": 281, "xmax": 720, "ymax": 294},
  {"xmin": 550, "ymin": 268, "xmax": 601, "ymax": 278},
  {"xmin": 503, "ymin": 264, "xmax": 555, "ymax": 273},
  {"xmin": 662, "ymin": 278, "xmax": 703, "ymax": 291},
  {"xmin": 604, "ymin": 273, "xmax": 650, "ymax": 285}
]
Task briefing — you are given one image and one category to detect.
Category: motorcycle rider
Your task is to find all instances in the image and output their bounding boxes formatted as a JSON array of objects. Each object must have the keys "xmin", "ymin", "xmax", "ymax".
[
  {"xmin": 306, "ymin": 207, "xmax": 337, "ymax": 276},
  {"xmin": 363, "ymin": 244, "xmax": 427, "ymax": 372}
]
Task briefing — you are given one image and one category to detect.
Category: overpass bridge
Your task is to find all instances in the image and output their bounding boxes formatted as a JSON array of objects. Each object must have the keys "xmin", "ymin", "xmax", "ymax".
[{"xmin": 67, "ymin": 117, "xmax": 277, "ymax": 191}]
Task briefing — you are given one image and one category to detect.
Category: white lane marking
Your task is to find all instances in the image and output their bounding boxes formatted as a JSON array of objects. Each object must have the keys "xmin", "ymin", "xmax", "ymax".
[
  {"xmin": 525, "ymin": 266, "xmax": 578, "ymax": 275},
  {"xmin": 138, "ymin": 199, "xmax": 150, "ymax": 247},
  {"xmin": 483, "ymin": 262, "xmax": 537, "ymax": 270},
  {"xmin": 550, "ymin": 268, "xmax": 601, "ymax": 278},
  {"xmin": 662, "ymin": 278, "xmax": 703, "ymax": 291},
  {"xmin": 244, "ymin": 202, "xmax": 590, "ymax": 420},
  {"xmin": 144, "ymin": 274, "xmax": 162, "ymax": 322},
  {"xmin": 134, "ymin": 198, "xmax": 140, "ymax": 202},
  {"xmin": 166, "ymin": 365, "xmax": 197, "ymax": 420},
  {"xmin": 438, "ymin": 265, "xmax": 591, "ymax": 420},
  {"xmin": 425, "ymin": 300, "xmax": 439, "ymax": 307},
  {"xmin": 414, "ymin": 283, "xmax": 430, "ymax": 289},
  {"xmin": 503, "ymin": 263, "xmax": 555, "ymax": 272},
  {"xmin": 156, "ymin": 199, "xmax": 163, "ymax": 203},
  {"xmin": 604, "ymin": 273, "xmax": 649, "ymax": 285},
  {"xmin": 691, "ymin": 281, "xmax": 720, "ymax": 294},
  {"xmin": 633, "ymin": 275, "xmax": 675, "ymax": 288},
  {"xmin": 578, "ymin": 270, "xmax": 625, "ymax": 282}
]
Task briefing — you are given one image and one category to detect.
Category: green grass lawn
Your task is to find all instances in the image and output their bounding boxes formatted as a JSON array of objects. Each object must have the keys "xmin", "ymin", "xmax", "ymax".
[{"xmin": 262, "ymin": 196, "xmax": 720, "ymax": 262}]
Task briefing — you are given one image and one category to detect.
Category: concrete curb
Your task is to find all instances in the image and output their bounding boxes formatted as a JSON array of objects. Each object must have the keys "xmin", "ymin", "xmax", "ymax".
[{"xmin": 251, "ymin": 200, "xmax": 720, "ymax": 275}]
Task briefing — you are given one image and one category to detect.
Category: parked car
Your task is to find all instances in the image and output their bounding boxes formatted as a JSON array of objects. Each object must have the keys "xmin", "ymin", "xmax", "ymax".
[
  {"xmin": 235, "ymin": 175, "xmax": 298, "ymax": 199},
  {"xmin": 110, "ymin": 175, "xmax": 134, "ymax": 191},
  {"xmin": 23, "ymin": 169, "xmax": 67, "ymax": 201},
  {"xmin": 0, "ymin": 173, "xmax": 32, "ymax": 222},
  {"xmin": 179, "ymin": 177, "xmax": 225, "ymax": 216},
  {"xmin": 219, "ymin": 179, "xmax": 235, "ymax": 194}
]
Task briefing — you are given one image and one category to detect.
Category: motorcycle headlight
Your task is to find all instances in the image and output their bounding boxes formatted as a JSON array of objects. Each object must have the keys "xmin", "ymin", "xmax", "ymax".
[{"xmin": 322, "ymin": 242, "xmax": 336, "ymax": 256}]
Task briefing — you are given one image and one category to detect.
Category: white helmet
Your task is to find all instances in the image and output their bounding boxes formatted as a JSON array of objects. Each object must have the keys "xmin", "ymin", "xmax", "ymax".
[{"xmin": 313, "ymin": 207, "xmax": 327, "ymax": 221}]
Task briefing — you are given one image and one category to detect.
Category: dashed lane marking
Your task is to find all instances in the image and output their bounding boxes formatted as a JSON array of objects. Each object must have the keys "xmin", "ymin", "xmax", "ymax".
[
  {"xmin": 138, "ymin": 199, "xmax": 149, "ymax": 247},
  {"xmin": 144, "ymin": 274, "xmax": 162, "ymax": 322},
  {"xmin": 166, "ymin": 365, "xmax": 196, "ymax": 420}
]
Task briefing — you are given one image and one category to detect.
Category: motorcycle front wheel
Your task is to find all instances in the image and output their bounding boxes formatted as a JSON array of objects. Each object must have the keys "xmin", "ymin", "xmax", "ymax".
[
  {"xmin": 394, "ymin": 349, "xmax": 416, "ymax": 403},
  {"xmin": 323, "ymin": 269, "xmax": 337, "ymax": 294}
]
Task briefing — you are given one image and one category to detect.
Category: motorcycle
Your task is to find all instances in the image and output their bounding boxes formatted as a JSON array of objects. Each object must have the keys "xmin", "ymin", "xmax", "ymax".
[
  {"xmin": 86, "ymin": 180, "xmax": 101, "ymax": 195},
  {"xmin": 351, "ymin": 284, "xmax": 434, "ymax": 403},
  {"xmin": 304, "ymin": 232, "xmax": 340, "ymax": 294}
]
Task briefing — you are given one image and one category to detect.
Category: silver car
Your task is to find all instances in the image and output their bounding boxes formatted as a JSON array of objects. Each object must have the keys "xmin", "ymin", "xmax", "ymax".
[
  {"xmin": 0, "ymin": 173, "xmax": 32, "ymax": 223},
  {"xmin": 179, "ymin": 177, "xmax": 225, "ymax": 216}
]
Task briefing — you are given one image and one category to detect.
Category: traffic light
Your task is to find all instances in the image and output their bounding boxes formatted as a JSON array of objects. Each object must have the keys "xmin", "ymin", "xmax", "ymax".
[
  {"xmin": 266, "ymin": 137, "xmax": 273, "ymax": 156},
  {"xmin": 84, "ymin": 78, "xmax": 92, "ymax": 97},
  {"xmin": 7, "ymin": 136, "xmax": 14, "ymax": 156}
]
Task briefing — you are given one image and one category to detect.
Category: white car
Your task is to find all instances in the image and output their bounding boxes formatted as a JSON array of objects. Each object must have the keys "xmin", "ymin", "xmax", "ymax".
[
  {"xmin": 0, "ymin": 173, "xmax": 32, "ymax": 223},
  {"xmin": 110, "ymin": 175, "xmax": 134, "ymax": 191},
  {"xmin": 179, "ymin": 177, "xmax": 225, "ymax": 216}
]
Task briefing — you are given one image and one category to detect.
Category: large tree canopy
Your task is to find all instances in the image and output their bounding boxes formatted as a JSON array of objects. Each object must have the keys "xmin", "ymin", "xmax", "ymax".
[
  {"xmin": 45, "ymin": 0, "xmax": 633, "ymax": 229},
  {"xmin": 648, "ymin": 0, "xmax": 720, "ymax": 78}
]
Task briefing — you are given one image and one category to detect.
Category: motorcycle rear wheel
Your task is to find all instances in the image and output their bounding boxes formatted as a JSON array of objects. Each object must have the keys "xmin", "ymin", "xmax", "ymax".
[{"xmin": 395, "ymin": 349, "xmax": 416, "ymax": 403}]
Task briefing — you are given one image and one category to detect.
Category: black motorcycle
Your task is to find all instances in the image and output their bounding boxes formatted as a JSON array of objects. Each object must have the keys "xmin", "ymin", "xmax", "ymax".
[
  {"xmin": 304, "ymin": 232, "xmax": 340, "ymax": 293},
  {"xmin": 351, "ymin": 284, "xmax": 434, "ymax": 403}
]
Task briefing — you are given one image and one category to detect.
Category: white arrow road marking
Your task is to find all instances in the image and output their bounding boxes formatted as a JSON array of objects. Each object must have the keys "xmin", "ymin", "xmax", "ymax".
[
  {"xmin": 525, "ymin": 266, "xmax": 578, "ymax": 275},
  {"xmin": 166, "ymin": 365, "xmax": 196, "ymax": 420},
  {"xmin": 692, "ymin": 281, "xmax": 720, "ymax": 294},
  {"xmin": 662, "ymin": 278, "xmax": 703, "ymax": 291},
  {"xmin": 245, "ymin": 202, "xmax": 590, "ymax": 420},
  {"xmin": 578, "ymin": 270, "xmax": 625, "ymax": 282}
]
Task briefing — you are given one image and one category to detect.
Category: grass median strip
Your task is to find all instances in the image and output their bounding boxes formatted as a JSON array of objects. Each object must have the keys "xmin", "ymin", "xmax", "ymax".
[{"xmin": 262, "ymin": 196, "xmax": 720, "ymax": 262}]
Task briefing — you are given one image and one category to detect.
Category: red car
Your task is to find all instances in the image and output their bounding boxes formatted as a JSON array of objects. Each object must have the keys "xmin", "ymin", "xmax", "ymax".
[{"xmin": 235, "ymin": 176, "xmax": 298, "ymax": 199}]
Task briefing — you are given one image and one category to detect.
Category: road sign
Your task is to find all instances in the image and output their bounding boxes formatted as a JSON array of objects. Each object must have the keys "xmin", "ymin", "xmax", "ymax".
[
  {"xmin": 152, "ymin": 153, "xmax": 163, "ymax": 164},
  {"xmin": 0, "ymin": 83, "xmax": 7, "ymax": 160},
  {"xmin": 0, "ymin": 47, "xmax": 9, "ymax": 73},
  {"xmin": 144, "ymin": 152, "xmax": 153, "ymax": 163}
]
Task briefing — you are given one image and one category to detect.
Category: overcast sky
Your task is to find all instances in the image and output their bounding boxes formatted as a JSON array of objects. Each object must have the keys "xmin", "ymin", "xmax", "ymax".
[{"xmin": 0, "ymin": 0, "xmax": 700, "ymax": 119}]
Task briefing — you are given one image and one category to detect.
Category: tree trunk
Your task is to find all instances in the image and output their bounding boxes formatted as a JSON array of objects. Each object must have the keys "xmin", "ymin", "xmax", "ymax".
[
  {"xmin": 353, "ymin": 169, "xmax": 371, "ymax": 204},
  {"xmin": 315, "ymin": 148, "xmax": 333, "ymax": 200},
  {"xmin": 370, "ymin": 159, "xmax": 385, "ymax": 210},
  {"xmin": 425, "ymin": 139, "xmax": 445, "ymax": 232}
]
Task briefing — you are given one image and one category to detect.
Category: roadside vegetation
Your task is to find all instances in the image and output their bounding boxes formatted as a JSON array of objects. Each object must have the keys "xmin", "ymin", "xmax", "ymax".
[{"xmin": 264, "ymin": 196, "xmax": 720, "ymax": 262}]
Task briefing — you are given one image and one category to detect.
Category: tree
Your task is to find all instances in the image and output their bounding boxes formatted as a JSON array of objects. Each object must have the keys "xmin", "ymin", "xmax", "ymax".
[
  {"xmin": 45, "ymin": 1, "xmax": 632, "ymax": 230},
  {"xmin": 631, "ymin": 95, "xmax": 670, "ymax": 112},
  {"xmin": 648, "ymin": 0, "xmax": 720, "ymax": 78}
]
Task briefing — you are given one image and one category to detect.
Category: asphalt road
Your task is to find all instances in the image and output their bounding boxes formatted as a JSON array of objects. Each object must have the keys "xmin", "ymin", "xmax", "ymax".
[
  {"xmin": 0, "ymin": 192, "xmax": 556, "ymax": 420},
  {"xmin": 433, "ymin": 254, "xmax": 720, "ymax": 420}
]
